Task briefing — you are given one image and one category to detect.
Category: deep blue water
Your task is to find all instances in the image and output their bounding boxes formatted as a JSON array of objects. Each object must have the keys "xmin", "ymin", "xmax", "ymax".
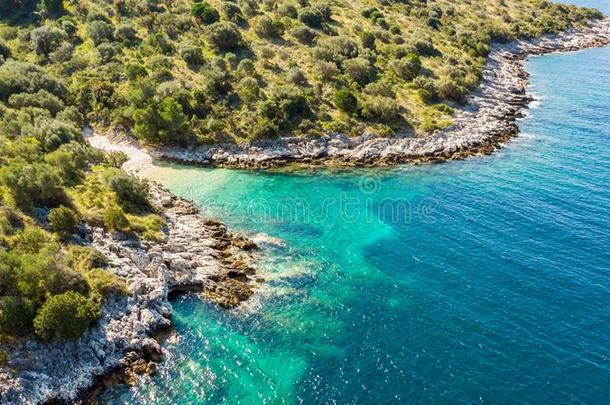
[{"xmin": 101, "ymin": 5, "xmax": 610, "ymax": 404}]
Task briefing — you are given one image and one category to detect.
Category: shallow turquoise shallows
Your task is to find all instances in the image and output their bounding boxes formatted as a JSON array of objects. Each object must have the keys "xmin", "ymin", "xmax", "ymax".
[{"xmin": 101, "ymin": 11, "xmax": 610, "ymax": 405}]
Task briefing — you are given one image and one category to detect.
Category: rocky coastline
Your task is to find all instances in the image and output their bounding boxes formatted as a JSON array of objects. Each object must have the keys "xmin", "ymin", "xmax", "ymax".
[
  {"xmin": 0, "ymin": 180, "xmax": 260, "ymax": 403},
  {"xmin": 149, "ymin": 17, "xmax": 610, "ymax": 169},
  {"xmin": 1, "ymin": 17, "xmax": 609, "ymax": 405}
]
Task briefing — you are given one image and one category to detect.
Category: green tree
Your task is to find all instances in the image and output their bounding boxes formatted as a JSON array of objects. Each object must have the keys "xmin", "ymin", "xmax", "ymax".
[
  {"xmin": 8, "ymin": 89, "xmax": 65, "ymax": 115},
  {"xmin": 33, "ymin": 291, "xmax": 97, "ymax": 341},
  {"xmin": 133, "ymin": 97, "xmax": 190, "ymax": 145},
  {"xmin": 0, "ymin": 61, "xmax": 67, "ymax": 102}
]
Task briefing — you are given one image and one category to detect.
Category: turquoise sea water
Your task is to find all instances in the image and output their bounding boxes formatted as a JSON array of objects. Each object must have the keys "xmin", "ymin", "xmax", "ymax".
[{"xmin": 102, "ymin": 9, "xmax": 610, "ymax": 405}]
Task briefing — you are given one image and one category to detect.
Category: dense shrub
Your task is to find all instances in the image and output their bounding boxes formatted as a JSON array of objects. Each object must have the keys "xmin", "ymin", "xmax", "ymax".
[
  {"xmin": 278, "ymin": 2, "xmax": 298, "ymax": 18},
  {"xmin": 314, "ymin": 36, "xmax": 359, "ymax": 64},
  {"xmin": 286, "ymin": 68, "xmax": 307, "ymax": 85},
  {"xmin": 181, "ymin": 46, "xmax": 204, "ymax": 67},
  {"xmin": 84, "ymin": 268, "xmax": 127, "ymax": 301},
  {"xmin": 298, "ymin": 7, "xmax": 324, "ymax": 28},
  {"xmin": 103, "ymin": 170, "xmax": 150, "ymax": 213},
  {"xmin": 343, "ymin": 57, "xmax": 376, "ymax": 85},
  {"xmin": 249, "ymin": 118, "xmax": 280, "ymax": 140},
  {"xmin": 103, "ymin": 206, "xmax": 130, "ymax": 231},
  {"xmin": 126, "ymin": 63, "xmax": 148, "ymax": 80},
  {"xmin": 238, "ymin": 0, "xmax": 258, "ymax": 16},
  {"xmin": 360, "ymin": 96, "xmax": 400, "ymax": 123},
  {"xmin": 220, "ymin": 1, "xmax": 244, "ymax": 24},
  {"xmin": 437, "ymin": 77, "xmax": 467, "ymax": 103},
  {"xmin": 48, "ymin": 205, "xmax": 79, "ymax": 239},
  {"xmin": 30, "ymin": 26, "xmax": 66, "ymax": 57},
  {"xmin": 414, "ymin": 76, "xmax": 438, "ymax": 104},
  {"xmin": 0, "ymin": 39, "xmax": 9, "ymax": 62},
  {"xmin": 200, "ymin": 65, "xmax": 228, "ymax": 94},
  {"xmin": 45, "ymin": 142, "xmax": 95, "ymax": 184},
  {"xmin": 33, "ymin": 291, "xmax": 97, "ymax": 341},
  {"xmin": 236, "ymin": 58, "xmax": 255, "ymax": 76},
  {"xmin": 292, "ymin": 26, "xmax": 316, "ymax": 45},
  {"xmin": 104, "ymin": 151, "xmax": 129, "ymax": 168},
  {"xmin": 49, "ymin": 43, "xmax": 74, "ymax": 63},
  {"xmin": 97, "ymin": 43, "xmax": 116, "ymax": 63},
  {"xmin": 145, "ymin": 32, "xmax": 175, "ymax": 55},
  {"xmin": 9, "ymin": 227, "xmax": 50, "ymax": 255},
  {"xmin": 389, "ymin": 53, "xmax": 421, "ymax": 81},
  {"xmin": 207, "ymin": 22, "xmax": 242, "ymax": 50},
  {"xmin": 412, "ymin": 38, "xmax": 438, "ymax": 56},
  {"xmin": 236, "ymin": 77, "xmax": 260, "ymax": 102},
  {"xmin": 360, "ymin": 31, "xmax": 375, "ymax": 49},
  {"xmin": 269, "ymin": 85, "xmax": 308, "ymax": 120},
  {"xmin": 8, "ymin": 89, "xmax": 65, "ymax": 115},
  {"xmin": 333, "ymin": 88, "xmax": 357, "ymax": 114},
  {"xmin": 0, "ymin": 162, "xmax": 64, "ymax": 209},
  {"xmin": 254, "ymin": 16, "xmax": 284, "ymax": 38},
  {"xmin": 192, "ymin": 2, "xmax": 220, "ymax": 24},
  {"xmin": 0, "ymin": 296, "xmax": 35, "ymax": 337},
  {"xmin": 86, "ymin": 20, "xmax": 114, "ymax": 45},
  {"xmin": 114, "ymin": 23, "xmax": 138, "ymax": 44}
]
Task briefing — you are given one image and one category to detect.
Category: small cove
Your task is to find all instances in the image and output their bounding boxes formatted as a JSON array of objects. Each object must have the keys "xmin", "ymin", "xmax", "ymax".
[{"xmin": 100, "ymin": 3, "xmax": 610, "ymax": 402}]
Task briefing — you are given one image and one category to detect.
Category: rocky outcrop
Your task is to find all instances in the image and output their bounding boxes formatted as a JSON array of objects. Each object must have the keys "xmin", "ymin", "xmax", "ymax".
[
  {"xmin": 0, "ymin": 184, "xmax": 259, "ymax": 404},
  {"xmin": 153, "ymin": 17, "xmax": 610, "ymax": 168}
]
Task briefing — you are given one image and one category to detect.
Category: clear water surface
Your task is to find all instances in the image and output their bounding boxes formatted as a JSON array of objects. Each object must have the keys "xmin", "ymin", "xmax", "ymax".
[{"xmin": 101, "ymin": 3, "xmax": 610, "ymax": 403}]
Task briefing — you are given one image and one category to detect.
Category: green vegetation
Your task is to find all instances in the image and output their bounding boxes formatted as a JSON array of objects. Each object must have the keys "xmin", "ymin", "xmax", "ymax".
[
  {"xmin": 0, "ymin": 0, "xmax": 601, "ymax": 145},
  {"xmin": 0, "ymin": 0, "xmax": 603, "ymax": 344},
  {"xmin": 0, "ymin": 22, "xmax": 164, "ymax": 341}
]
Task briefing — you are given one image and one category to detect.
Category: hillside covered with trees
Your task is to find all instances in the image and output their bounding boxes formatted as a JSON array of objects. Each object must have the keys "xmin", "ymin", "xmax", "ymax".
[
  {"xmin": 1, "ymin": 0, "xmax": 602, "ymax": 146},
  {"xmin": 0, "ymin": 0, "xmax": 603, "ymax": 348}
]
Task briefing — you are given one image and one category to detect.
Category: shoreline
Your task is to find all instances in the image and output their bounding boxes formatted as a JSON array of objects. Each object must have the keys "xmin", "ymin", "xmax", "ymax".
[
  {"xmin": 126, "ymin": 17, "xmax": 610, "ymax": 169},
  {"xmin": 1, "ymin": 18, "xmax": 609, "ymax": 405},
  {"xmin": 0, "ymin": 162, "xmax": 260, "ymax": 403}
]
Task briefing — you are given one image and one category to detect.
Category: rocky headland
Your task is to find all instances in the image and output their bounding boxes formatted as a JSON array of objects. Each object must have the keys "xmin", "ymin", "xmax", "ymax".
[
  {"xmin": 0, "ymin": 181, "xmax": 259, "ymax": 403},
  {"xmin": 149, "ymin": 17, "xmax": 610, "ymax": 168}
]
